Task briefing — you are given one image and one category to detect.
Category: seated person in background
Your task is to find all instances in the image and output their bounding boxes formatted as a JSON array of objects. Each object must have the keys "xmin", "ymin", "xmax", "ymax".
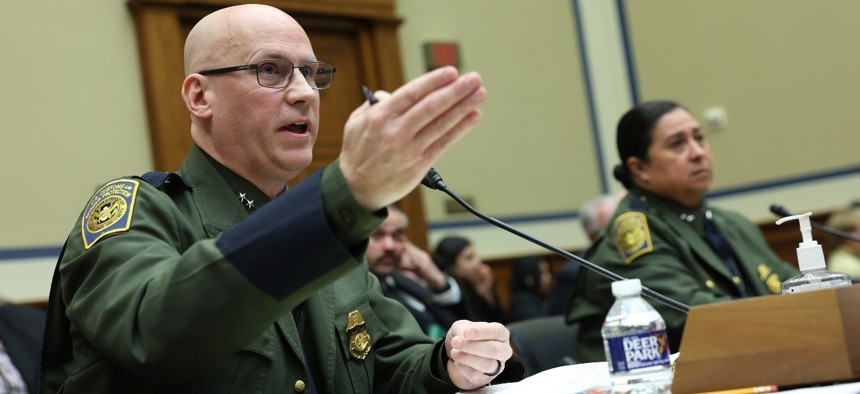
[
  {"xmin": 581, "ymin": 193, "xmax": 626, "ymax": 244},
  {"xmin": 567, "ymin": 100, "xmax": 799, "ymax": 362},
  {"xmin": 0, "ymin": 302, "xmax": 46, "ymax": 394},
  {"xmin": 433, "ymin": 236, "xmax": 508, "ymax": 324},
  {"xmin": 824, "ymin": 204, "xmax": 860, "ymax": 280},
  {"xmin": 367, "ymin": 205, "xmax": 469, "ymax": 339},
  {"xmin": 508, "ymin": 257, "xmax": 553, "ymax": 322},
  {"xmin": 547, "ymin": 192, "xmax": 623, "ymax": 315}
]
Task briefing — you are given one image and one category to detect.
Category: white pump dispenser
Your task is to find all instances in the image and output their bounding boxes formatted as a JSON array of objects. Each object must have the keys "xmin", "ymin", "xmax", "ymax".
[{"xmin": 776, "ymin": 212, "xmax": 851, "ymax": 294}]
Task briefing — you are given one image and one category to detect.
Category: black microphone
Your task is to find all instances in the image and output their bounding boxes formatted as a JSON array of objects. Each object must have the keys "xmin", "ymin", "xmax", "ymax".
[
  {"xmin": 421, "ymin": 167, "xmax": 446, "ymax": 190},
  {"xmin": 768, "ymin": 203, "xmax": 792, "ymax": 218},
  {"xmin": 770, "ymin": 204, "xmax": 860, "ymax": 243},
  {"xmin": 422, "ymin": 168, "xmax": 690, "ymax": 314}
]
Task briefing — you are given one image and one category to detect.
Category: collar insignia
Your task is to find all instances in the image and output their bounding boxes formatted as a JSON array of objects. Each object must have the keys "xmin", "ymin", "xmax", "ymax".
[{"xmin": 238, "ymin": 193, "xmax": 255, "ymax": 210}]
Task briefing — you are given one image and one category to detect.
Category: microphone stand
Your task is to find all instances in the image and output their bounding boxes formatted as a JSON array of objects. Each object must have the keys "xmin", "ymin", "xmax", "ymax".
[{"xmin": 422, "ymin": 168, "xmax": 690, "ymax": 314}]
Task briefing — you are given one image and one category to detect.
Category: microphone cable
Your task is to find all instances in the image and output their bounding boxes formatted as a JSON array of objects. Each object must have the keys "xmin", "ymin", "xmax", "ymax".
[
  {"xmin": 422, "ymin": 168, "xmax": 690, "ymax": 314},
  {"xmin": 770, "ymin": 204, "xmax": 860, "ymax": 243}
]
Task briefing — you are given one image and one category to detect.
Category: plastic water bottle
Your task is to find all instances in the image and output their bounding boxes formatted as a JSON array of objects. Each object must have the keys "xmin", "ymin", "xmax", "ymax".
[{"xmin": 601, "ymin": 279, "xmax": 673, "ymax": 393}]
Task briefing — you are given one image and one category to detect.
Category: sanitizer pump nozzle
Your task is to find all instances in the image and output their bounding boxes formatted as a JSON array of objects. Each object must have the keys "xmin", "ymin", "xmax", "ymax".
[
  {"xmin": 775, "ymin": 212, "xmax": 824, "ymax": 272},
  {"xmin": 776, "ymin": 212, "xmax": 851, "ymax": 294}
]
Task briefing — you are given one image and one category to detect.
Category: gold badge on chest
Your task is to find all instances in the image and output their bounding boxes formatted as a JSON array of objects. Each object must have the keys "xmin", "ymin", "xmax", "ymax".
[{"xmin": 347, "ymin": 310, "xmax": 371, "ymax": 360}]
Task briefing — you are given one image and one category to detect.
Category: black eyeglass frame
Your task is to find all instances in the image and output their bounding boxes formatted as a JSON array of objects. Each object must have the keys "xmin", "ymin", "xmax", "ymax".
[{"xmin": 198, "ymin": 60, "xmax": 336, "ymax": 90}]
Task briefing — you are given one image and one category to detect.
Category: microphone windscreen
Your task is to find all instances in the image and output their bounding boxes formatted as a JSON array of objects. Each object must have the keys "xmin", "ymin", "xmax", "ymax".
[{"xmin": 421, "ymin": 168, "xmax": 443, "ymax": 190}]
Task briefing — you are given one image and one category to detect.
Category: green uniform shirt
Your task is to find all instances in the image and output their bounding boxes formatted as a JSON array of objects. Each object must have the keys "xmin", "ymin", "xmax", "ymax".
[
  {"xmin": 40, "ymin": 146, "xmax": 523, "ymax": 393},
  {"xmin": 566, "ymin": 188, "xmax": 799, "ymax": 362}
]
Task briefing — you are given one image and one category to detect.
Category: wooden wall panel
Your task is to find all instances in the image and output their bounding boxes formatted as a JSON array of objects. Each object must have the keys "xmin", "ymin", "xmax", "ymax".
[{"xmin": 131, "ymin": 7, "xmax": 191, "ymax": 173}]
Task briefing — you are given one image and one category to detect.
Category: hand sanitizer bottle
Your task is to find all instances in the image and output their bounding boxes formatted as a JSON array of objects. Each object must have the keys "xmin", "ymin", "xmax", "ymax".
[{"xmin": 776, "ymin": 212, "xmax": 852, "ymax": 294}]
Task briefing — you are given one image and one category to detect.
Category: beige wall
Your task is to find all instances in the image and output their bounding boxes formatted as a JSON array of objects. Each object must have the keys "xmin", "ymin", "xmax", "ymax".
[
  {"xmin": 1, "ymin": 1, "xmax": 859, "ymax": 301},
  {"xmin": 401, "ymin": 0, "xmax": 860, "ymax": 257},
  {"xmin": 0, "ymin": 1, "xmax": 152, "ymax": 302},
  {"xmin": 0, "ymin": 1, "xmax": 152, "ymax": 250},
  {"xmin": 397, "ymin": 1, "xmax": 597, "ymax": 223},
  {"xmin": 627, "ymin": 0, "xmax": 860, "ymax": 189},
  {"xmin": 396, "ymin": 0, "xmax": 603, "ymax": 257}
]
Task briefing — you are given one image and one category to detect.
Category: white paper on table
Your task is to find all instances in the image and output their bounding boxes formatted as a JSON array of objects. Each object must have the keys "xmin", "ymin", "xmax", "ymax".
[
  {"xmin": 459, "ymin": 361, "xmax": 610, "ymax": 394},
  {"xmin": 459, "ymin": 353, "xmax": 681, "ymax": 394}
]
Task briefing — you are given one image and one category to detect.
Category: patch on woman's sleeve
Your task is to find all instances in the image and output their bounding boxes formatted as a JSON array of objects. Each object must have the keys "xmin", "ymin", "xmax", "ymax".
[
  {"xmin": 610, "ymin": 211, "xmax": 653, "ymax": 264},
  {"xmin": 81, "ymin": 179, "xmax": 140, "ymax": 249}
]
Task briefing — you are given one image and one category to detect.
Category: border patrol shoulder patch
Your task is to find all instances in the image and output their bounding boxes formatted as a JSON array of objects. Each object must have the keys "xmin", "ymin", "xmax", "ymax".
[
  {"xmin": 82, "ymin": 179, "xmax": 140, "ymax": 249},
  {"xmin": 610, "ymin": 211, "xmax": 654, "ymax": 264}
]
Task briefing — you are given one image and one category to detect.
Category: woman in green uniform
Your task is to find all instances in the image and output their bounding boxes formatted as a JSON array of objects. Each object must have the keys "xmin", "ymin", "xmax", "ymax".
[{"xmin": 566, "ymin": 100, "xmax": 799, "ymax": 362}]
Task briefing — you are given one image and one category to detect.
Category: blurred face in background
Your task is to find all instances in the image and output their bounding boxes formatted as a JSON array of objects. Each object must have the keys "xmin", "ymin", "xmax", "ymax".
[
  {"xmin": 451, "ymin": 245, "xmax": 489, "ymax": 285},
  {"xmin": 537, "ymin": 260, "xmax": 552, "ymax": 297},
  {"xmin": 366, "ymin": 212, "xmax": 407, "ymax": 277}
]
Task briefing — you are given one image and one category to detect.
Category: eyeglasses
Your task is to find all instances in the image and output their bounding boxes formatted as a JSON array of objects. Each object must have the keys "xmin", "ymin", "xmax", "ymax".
[{"xmin": 198, "ymin": 60, "xmax": 336, "ymax": 90}]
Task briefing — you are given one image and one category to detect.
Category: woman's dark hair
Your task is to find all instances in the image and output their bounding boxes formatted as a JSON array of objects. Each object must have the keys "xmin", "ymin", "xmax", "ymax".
[
  {"xmin": 613, "ymin": 100, "xmax": 684, "ymax": 189},
  {"xmin": 432, "ymin": 236, "xmax": 471, "ymax": 273}
]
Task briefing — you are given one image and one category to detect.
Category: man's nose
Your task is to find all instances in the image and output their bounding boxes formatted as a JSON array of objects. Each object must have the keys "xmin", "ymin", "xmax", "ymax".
[
  {"xmin": 284, "ymin": 71, "xmax": 316, "ymax": 104},
  {"xmin": 380, "ymin": 235, "xmax": 397, "ymax": 249}
]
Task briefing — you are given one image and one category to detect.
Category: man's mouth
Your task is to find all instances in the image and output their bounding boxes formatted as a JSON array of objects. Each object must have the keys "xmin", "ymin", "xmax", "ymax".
[{"xmin": 282, "ymin": 122, "xmax": 308, "ymax": 134}]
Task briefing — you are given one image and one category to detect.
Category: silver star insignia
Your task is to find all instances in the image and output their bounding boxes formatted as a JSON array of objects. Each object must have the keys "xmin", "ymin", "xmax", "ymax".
[{"xmin": 238, "ymin": 193, "xmax": 255, "ymax": 210}]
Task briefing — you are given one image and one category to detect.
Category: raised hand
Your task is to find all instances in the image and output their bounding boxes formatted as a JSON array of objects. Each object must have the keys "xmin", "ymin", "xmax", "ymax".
[{"xmin": 339, "ymin": 66, "xmax": 487, "ymax": 212}]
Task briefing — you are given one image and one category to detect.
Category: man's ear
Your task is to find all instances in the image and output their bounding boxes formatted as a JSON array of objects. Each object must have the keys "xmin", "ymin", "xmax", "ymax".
[
  {"xmin": 627, "ymin": 156, "xmax": 650, "ymax": 183},
  {"xmin": 181, "ymin": 74, "xmax": 212, "ymax": 119}
]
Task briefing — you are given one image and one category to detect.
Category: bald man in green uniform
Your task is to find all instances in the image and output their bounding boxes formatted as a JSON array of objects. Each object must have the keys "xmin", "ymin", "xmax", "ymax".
[
  {"xmin": 566, "ymin": 100, "xmax": 798, "ymax": 362},
  {"xmin": 40, "ymin": 5, "xmax": 522, "ymax": 393}
]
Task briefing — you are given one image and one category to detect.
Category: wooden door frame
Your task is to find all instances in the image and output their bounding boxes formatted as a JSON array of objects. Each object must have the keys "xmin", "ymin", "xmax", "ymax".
[{"xmin": 127, "ymin": 0, "xmax": 430, "ymax": 249}]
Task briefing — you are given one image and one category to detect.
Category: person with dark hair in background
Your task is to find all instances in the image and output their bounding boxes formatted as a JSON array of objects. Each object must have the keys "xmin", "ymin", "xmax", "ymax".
[
  {"xmin": 39, "ymin": 4, "xmax": 523, "ymax": 393},
  {"xmin": 566, "ymin": 100, "xmax": 799, "ymax": 362},
  {"xmin": 508, "ymin": 257, "xmax": 552, "ymax": 322},
  {"xmin": 366, "ymin": 206, "xmax": 469, "ymax": 339},
  {"xmin": 433, "ymin": 236, "xmax": 507, "ymax": 324},
  {"xmin": 0, "ymin": 303, "xmax": 45, "ymax": 394}
]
